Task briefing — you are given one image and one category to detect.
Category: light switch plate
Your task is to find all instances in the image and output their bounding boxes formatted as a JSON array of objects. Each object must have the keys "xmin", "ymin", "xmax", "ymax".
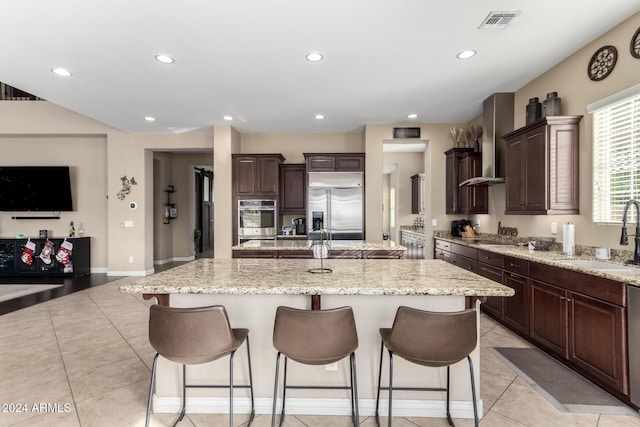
[
  {"xmin": 551, "ymin": 222, "xmax": 558, "ymax": 234},
  {"xmin": 431, "ymin": 219, "xmax": 437, "ymax": 226}
]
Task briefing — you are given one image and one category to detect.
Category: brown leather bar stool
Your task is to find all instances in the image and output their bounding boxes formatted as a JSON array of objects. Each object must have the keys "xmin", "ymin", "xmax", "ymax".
[
  {"xmin": 146, "ymin": 304, "xmax": 255, "ymax": 427},
  {"xmin": 271, "ymin": 306, "xmax": 360, "ymax": 427},
  {"xmin": 375, "ymin": 307, "xmax": 479, "ymax": 427}
]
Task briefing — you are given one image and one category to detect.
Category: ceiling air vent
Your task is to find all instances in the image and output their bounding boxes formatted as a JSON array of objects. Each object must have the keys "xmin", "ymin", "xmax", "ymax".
[{"xmin": 478, "ymin": 11, "xmax": 520, "ymax": 29}]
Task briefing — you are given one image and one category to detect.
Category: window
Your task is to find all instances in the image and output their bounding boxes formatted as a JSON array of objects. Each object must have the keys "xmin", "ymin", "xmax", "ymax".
[{"xmin": 589, "ymin": 86, "xmax": 640, "ymax": 224}]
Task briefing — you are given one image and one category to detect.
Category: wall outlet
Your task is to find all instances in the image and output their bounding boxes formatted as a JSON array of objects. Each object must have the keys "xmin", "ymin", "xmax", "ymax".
[
  {"xmin": 431, "ymin": 218, "xmax": 437, "ymax": 226},
  {"xmin": 551, "ymin": 223, "xmax": 558, "ymax": 235},
  {"xmin": 475, "ymin": 220, "xmax": 480, "ymax": 228},
  {"xmin": 128, "ymin": 256, "xmax": 134, "ymax": 263},
  {"xmin": 325, "ymin": 363, "xmax": 338, "ymax": 371},
  {"xmin": 124, "ymin": 220, "xmax": 134, "ymax": 228}
]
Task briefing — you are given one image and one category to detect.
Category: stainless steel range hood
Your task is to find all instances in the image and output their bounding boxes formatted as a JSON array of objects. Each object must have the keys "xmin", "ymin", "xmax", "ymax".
[{"xmin": 460, "ymin": 92, "xmax": 514, "ymax": 187}]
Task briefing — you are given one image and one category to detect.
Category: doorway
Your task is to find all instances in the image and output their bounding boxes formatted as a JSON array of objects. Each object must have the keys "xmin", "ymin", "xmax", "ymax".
[{"xmin": 194, "ymin": 167, "xmax": 214, "ymax": 257}]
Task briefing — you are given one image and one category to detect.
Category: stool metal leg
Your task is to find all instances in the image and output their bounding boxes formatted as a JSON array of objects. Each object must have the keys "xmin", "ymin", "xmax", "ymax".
[
  {"xmin": 172, "ymin": 364, "xmax": 187, "ymax": 427},
  {"xmin": 375, "ymin": 341, "xmax": 384, "ymax": 427},
  {"xmin": 271, "ymin": 352, "xmax": 281, "ymax": 427},
  {"xmin": 145, "ymin": 353, "xmax": 160, "ymax": 427},
  {"xmin": 279, "ymin": 356, "xmax": 289, "ymax": 427},
  {"xmin": 388, "ymin": 351, "xmax": 393, "ymax": 427},
  {"xmin": 467, "ymin": 355, "xmax": 479, "ymax": 427},
  {"xmin": 246, "ymin": 336, "xmax": 256, "ymax": 425},
  {"xmin": 229, "ymin": 351, "xmax": 235, "ymax": 427},
  {"xmin": 350, "ymin": 352, "xmax": 360, "ymax": 426},
  {"xmin": 446, "ymin": 366, "xmax": 453, "ymax": 426}
]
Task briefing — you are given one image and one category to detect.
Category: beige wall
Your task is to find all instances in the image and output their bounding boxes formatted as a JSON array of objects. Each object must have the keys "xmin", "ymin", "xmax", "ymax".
[
  {"xmin": 241, "ymin": 133, "xmax": 363, "ymax": 163},
  {"xmin": 468, "ymin": 12, "xmax": 640, "ymax": 250}
]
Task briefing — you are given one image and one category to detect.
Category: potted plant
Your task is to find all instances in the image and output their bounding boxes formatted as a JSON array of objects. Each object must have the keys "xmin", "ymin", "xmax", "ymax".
[{"xmin": 193, "ymin": 229, "xmax": 202, "ymax": 252}]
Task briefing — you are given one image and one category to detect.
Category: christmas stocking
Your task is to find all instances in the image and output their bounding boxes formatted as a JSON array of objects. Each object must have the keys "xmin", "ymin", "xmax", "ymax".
[
  {"xmin": 21, "ymin": 239, "xmax": 36, "ymax": 265},
  {"xmin": 55, "ymin": 239, "xmax": 74, "ymax": 265},
  {"xmin": 39, "ymin": 240, "xmax": 54, "ymax": 265}
]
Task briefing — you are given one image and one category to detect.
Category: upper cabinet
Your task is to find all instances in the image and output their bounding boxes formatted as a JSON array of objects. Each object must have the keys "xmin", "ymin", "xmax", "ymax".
[
  {"xmin": 232, "ymin": 154, "xmax": 285, "ymax": 197},
  {"xmin": 279, "ymin": 163, "xmax": 306, "ymax": 214},
  {"xmin": 411, "ymin": 173, "xmax": 426, "ymax": 214},
  {"xmin": 304, "ymin": 153, "xmax": 365, "ymax": 172},
  {"xmin": 445, "ymin": 148, "xmax": 488, "ymax": 214},
  {"xmin": 504, "ymin": 116, "xmax": 582, "ymax": 215}
]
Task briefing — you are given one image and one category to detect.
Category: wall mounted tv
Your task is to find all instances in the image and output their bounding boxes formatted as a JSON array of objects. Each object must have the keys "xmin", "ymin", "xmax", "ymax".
[{"xmin": 0, "ymin": 166, "xmax": 73, "ymax": 211}]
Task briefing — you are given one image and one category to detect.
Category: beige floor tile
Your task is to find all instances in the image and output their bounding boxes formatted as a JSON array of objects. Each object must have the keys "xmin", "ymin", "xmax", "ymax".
[
  {"xmin": 479, "ymin": 327, "xmax": 531, "ymax": 350},
  {"xmin": 187, "ymin": 412, "xmax": 252, "ymax": 426},
  {"xmin": 0, "ymin": 380, "xmax": 74, "ymax": 427},
  {"xmin": 75, "ymin": 378, "xmax": 152, "ymax": 427},
  {"xmin": 407, "ymin": 415, "xmax": 477, "ymax": 426},
  {"xmin": 295, "ymin": 414, "xmax": 366, "ymax": 426},
  {"xmin": 360, "ymin": 415, "xmax": 419, "ymax": 426},
  {"xmin": 490, "ymin": 377, "xmax": 599, "ymax": 427},
  {"xmin": 124, "ymin": 412, "xmax": 196, "ymax": 427},
  {"xmin": 597, "ymin": 413, "xmax": 640, "ymax": 426},
  {"xmin": 242, "ymin": 413, "xmax": 306, "ymax": 426},
  {"xmin": 479, "ymin": 347, "xmax": 518, "ymax": 382},
  {"xmin": 8, "ymin": 408, "xmax": 81, "ymax": 427},
  {"xmin": 60, "ymin": 337, "xmax": 139, "ymax": 376},
  {"xmin": 479, "ymin": 371, "xmax": 514, "ymax": 415},
  {"xmin": 67, "ymin": 355, "xmax": 151, "ymax": 402},
  {"xmin": 477, "ymin": 410, "xmax": 527, "ymax": 426}
]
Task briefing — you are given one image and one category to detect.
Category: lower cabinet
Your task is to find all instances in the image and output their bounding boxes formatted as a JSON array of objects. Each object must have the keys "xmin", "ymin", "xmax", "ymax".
[
  {"xmin": 434, "ymin": 237, "xmax": 629, "ymax": 399},
  {"xmin": 568, "ymin": 292, "xmax": 626, "ymax": 394},
  {"xmin": 530, "ymin": 280, "xmax": 567, "ymax": 356},
  {"xmin": 233, "ymin": 249, "xmax": 403, "ymax": 259}
]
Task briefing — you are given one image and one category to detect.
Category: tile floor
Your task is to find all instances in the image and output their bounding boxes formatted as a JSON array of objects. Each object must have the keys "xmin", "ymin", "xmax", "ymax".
[{"xmin": 1, "ymin": 276, "xmax": 640, "ymax": 427}]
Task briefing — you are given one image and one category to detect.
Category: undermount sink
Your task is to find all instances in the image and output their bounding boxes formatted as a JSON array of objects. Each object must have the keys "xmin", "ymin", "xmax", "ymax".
[{"xmin": 560, "ymin": 259, "xmax": 640, "ymax": 275}]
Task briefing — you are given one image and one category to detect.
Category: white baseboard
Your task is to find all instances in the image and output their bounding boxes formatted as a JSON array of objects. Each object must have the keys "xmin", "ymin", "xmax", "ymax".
[
  {"xmin": 107, "ymin": 268, "xmax": 154, "ymax": 277},
  {"xmin": 154, "ymin": 256, "xmax": 195, "ymax": 265},
  {"xmin": 90, "ymin": 267, "xmax": 108, "ymax": 274},
  {"xmin": 152, "ymin": 396, "xmax": 483, "ymax": 419}
]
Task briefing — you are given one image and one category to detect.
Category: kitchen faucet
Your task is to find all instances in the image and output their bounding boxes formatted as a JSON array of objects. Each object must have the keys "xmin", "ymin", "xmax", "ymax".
[{"xmin": 620, "ymin": 199, "xmax": 640, "ymax": 265}]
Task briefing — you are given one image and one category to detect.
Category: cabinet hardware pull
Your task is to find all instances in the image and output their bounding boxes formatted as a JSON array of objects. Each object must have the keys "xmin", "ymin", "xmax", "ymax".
[
  {"xmin": 510, "ymin": 273, "xmax": 520, "ymax": 279},
  {"xmin": 510, "ymin": 263, "xmax": 519, "ymax": 268},
  {"xmin": 560, "ymin": 296, "xmax": 566, "ymax": 300},
  {"xmin": 567, "ymin": 298, "xmax": 572, "ymax": 302}
]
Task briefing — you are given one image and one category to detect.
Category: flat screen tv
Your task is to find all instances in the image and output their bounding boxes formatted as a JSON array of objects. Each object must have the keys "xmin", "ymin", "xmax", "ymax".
[{"xmin": 0, "ymin": 166, "xmax": 73, "ymax": 211}]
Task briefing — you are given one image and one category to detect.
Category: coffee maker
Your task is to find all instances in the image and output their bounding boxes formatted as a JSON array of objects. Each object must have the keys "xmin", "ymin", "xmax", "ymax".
[{"xmin": 292, "ymin": 218, "xmax": 306, "ymax": 235}]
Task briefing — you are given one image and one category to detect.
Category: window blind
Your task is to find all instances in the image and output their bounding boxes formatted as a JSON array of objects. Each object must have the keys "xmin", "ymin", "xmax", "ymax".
[{"xmin": 592, "ymin": 91, "xmax": 640, "ymax": 223}]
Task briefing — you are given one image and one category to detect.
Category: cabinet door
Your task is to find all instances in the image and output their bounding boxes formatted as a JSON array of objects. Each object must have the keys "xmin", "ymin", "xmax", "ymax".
[
  {"xmin": 457, "ymin": 156, "xmax": 471, "ymax": 213},
  {"xmin": 468, "ymin": 154, "xmax": 488, "ymax": 213},
  {"xmin": 548, "ymin": 123, "xmax": 579, "ymax": 213},
  {"xmin": 505, "ymin": 137, "xmax": 526, "ymax": 212},
  {"xmin": 279, "ymin": 164, "xmax": 306, "ymax": 213},
  {"xmin": 307, "ymin": 156, "xmax": 335, "ymax": 171},
  {"xmin": 234, "ymin": 157, "xmax": 257, "ymax": 195},
  {"xmin": 256, "ymin": 157, "xmax": 280, "ymax": 195},
  {"xmin": 445, "ymin": 151, "xmax": 458, "ymax": 214},
  {"xmin": 335, "ymin": 155, "xmax": 364, "ymax": 171},
  {"xmin": 450, "ymin": 253, "xmax": 477, "ymax": 274},
  {"xmin": 503, "ymin": 271, "xmax": 530, "ymax": 335},
  {"xmin": 477, "ymin": 263, "xmax": 504, "ymax": 319},
  {"xmin": 523, "ymin": 127, "xmax": 547, "ymax": 212},
  {"xmin": 530, "ymin": 280, "xmax": 567, "ymax": 356},
  {"xmin": 411, "ymin": 175, "xmax": 420, "ymax": 214},
  {"xmin": 568, "ymin": 292, "xmax": 627, "ymax": 394}
]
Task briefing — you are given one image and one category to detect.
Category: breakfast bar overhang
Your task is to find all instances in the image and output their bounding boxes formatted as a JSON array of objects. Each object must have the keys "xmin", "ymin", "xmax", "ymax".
[{"xmin": 120, "ymin": 258, "xmax": 514, "ymax": 420}]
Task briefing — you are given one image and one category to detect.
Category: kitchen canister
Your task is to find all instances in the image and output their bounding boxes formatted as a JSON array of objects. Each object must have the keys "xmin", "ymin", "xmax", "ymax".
[
  {"xmin": 542, "ymin": 91, "xmax": 561, "ymax": 117},
  {"xmin": 526, "ymin": 97, "xmax": 542, "ymax": 125},
  {"xmin": 563, "ymin": 222, "xmax": 575, "ymax": 256}
]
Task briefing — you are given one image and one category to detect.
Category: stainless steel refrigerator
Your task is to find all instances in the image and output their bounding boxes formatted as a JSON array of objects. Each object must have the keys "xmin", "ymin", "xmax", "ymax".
[{"xmin": 307, "ymin": 172, "xmax": 364, "ymax": 240}]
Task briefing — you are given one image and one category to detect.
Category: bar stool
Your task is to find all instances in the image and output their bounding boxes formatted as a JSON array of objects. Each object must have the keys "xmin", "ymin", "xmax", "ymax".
[
  {"xmin": 375, "ymin": 306, "xmax": 478, "ymax": 427},
  {"xmin": 271, "ymin": 306, "xmax": 360, "ymax": 427},
  {"xmin": 146, "ymin": 304, "xmax": 255, "ymax": 427}
]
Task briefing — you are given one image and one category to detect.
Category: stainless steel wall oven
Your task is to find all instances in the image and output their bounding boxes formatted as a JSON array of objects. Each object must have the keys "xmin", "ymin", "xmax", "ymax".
[{"xmin": 238, "ymin": 199, "xmax": 277, "ymax": 244}]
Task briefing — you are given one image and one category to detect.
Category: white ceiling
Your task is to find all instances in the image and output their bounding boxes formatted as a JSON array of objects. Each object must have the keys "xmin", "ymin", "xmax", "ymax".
[{"xmin": 1, "ymin": 1, "xmax": 639, "ymax": 134}]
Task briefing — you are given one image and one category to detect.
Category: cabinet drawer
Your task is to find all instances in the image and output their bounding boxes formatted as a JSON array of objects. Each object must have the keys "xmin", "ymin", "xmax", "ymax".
[
  {"xmin": 450, "ymin": 253, "xmax": 477, "ymax": 273},
  {"xmin": 529, "ymin": 262, "xmax": 625, "ymax": 306},
  {"xmin": 504, "ymin": 256, "xmax": 529, "ymax": 276},
  {"xmin": 335, "ymin": 156, "xmax": 364, "ymax": 171},
  {"xmin": 277, "ymin": 250, "xmax": 313, "ymax": 259},
  {"xmin": 435, "ymin": 239, "xmax": 451, "ymax": 251},
  {"xmin": 452, "ymin": 243, "xmax": 477, "ymax": 260},
  {"xmin": 328, "ymin": 250, "xmax": 362, "ymax": 259},
  {"xmin": 477, "ymin": 262, "xmax": 503, "ymax": 283},
  {"xmin": 477, "ymin": 249, "xmax": 503, "ymax": 268}
]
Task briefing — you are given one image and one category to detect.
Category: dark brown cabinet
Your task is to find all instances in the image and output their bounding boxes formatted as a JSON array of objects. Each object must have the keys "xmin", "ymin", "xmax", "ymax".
[
  {"xmin": 504, "ymin": 116, "xmax": 582, "ymax": 215},
  {"xmin": 304, "ymin": 153, "xmax": 365, "ymax": 172},
  {"xmin": 444, "ymin": 148, "xmax": 488, "ymax": 214},
  {"xmin": 530, "ymin": 280, "xmax": 567, "ymax": 356},
  {"xmin": 279, "ymin": 164, "xmax": 306, "ymax": 214},
  {"xmin": 232, "ymin": 154, "xmax": 284, "ymax": 197},
  {"xmin": 411, "ymin": 173, "xmax": 425, "ymax": 214}
]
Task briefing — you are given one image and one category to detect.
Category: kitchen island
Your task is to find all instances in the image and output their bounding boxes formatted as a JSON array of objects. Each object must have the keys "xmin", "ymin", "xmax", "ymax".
[{"xmin": 120, "ymin": 258, "xmax": 513, "ymax": 420}]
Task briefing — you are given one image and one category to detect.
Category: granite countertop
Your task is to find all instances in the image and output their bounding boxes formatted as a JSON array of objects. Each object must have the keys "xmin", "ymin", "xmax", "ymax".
[
  {"xmin": 119, "ymin": 258, "xmax": 513, "ymax": 297},
  {"xmin": 434, "ymin": 234, "xmax": 640, "ymax": 286},
  {"xmin": 232, "ymin": 239, "xmax": 407, "ymax": 251}
]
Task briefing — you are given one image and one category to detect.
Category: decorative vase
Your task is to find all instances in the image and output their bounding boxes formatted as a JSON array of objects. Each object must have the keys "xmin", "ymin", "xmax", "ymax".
[
  {"xmin": 473, "ymin": 139, "xmax": 480, "ymax": 152},
  {"xmin": 526, "ymin": 97, "xmax": 542, "ymax": 125},
  {"xmin": 542, "ymin": 92, "xmax": 561, "ymax": 117}
]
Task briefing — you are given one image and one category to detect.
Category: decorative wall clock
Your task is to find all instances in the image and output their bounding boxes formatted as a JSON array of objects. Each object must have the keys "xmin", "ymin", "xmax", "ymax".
[
  {"xmin": 587, "ymin": 45, "xmax": 618, "ymax": 81},
  {"xmin": 631, "ymin": 26, "xmax": 640, "ymax": 59}
]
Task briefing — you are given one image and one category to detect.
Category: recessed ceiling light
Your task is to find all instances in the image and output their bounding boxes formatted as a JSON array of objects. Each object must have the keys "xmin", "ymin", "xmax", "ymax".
[
  {"xmin": 223, "ymin": 115, "xmax": 233, "ymax": 121},
  {"xmin": 315, "ymin": 114, "xmax": 325, "ymax": 120},
  {"xmin": 306, "ymin": 52, "xmax": 324, "ymax": 62},
  {"xmin": 51, "ymin": 68, "xmax": 72, "ymax": 77},
  {"xmin": 407, "ymin": 113, "xmax": 418, "ymax": 119},
  {"xmin": 144, "ymin": 116, "xmax": 156, "ymax": 122},
  {"xmin": 155, "ymin": 54, "xmax": 175, "ymax": 64},
  {"xmin": 456, "ymin": 50, "xmax": 477, "ymax": 60}
]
